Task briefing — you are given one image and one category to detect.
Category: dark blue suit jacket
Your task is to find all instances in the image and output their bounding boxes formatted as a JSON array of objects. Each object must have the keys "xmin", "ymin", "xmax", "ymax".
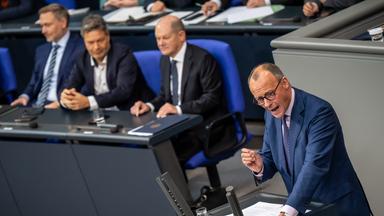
[
  {"xmin": 22, "ymin": 33, "xmax": 83, "ymax": 105},
  {"xmin": 260, "ymin": 88, "xmax": 369, "ymax": 215},
  {"xmin": 64, "ymin": 42, "xmax": 154, "ymax": 110}
]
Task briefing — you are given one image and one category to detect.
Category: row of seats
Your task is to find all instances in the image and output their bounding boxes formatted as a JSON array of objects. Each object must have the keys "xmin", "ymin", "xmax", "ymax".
[{"xmin": 0, "ymin": 39, "xmax": 250, "ymax": 206}]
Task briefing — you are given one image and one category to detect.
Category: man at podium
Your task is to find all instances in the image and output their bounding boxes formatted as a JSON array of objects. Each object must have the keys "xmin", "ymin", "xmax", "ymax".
[{"xmin": 241, "ymin": 63, "xmax": 371, "ymax": 216}]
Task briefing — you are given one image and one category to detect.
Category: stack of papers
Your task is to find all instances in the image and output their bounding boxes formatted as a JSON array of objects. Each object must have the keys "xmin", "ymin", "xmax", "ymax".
[
  {"xmin": 224, "ymin": 202, "xmax": 283, "ymax": 216},
  {"xmin": 207, "ymin": 5, "xmax": 284, "ymax": 24},
  {"xmin": 103, "ymin": 6, "xmax": 149, "ymax": 23},
  {"xmin": 145, "ymin": 11, "xmax": 193, "ymax": 26}
]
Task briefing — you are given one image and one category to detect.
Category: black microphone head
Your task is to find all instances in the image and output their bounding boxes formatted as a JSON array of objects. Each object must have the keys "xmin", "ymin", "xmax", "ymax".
[{"xmin": 28, "ymin": 122, "xmax": 38, "ymax": 129}]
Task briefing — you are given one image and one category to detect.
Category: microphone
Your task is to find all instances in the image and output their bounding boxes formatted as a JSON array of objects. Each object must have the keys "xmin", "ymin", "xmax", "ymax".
[
  {"xmin": 0, "ymin": 121, "xmax": 38, "ymax": 129},
  {"xmin": 225, "ymin": 186, "xmax": 243, "ymax": 216}
]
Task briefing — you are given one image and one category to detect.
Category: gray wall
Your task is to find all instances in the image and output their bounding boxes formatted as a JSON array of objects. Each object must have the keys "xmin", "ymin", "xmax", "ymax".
[
  {"xmin": 273, "ymin": 48, "xmax": 384, "ymax": 215},
  {"xmin": 271, "ymin": 0, "xmax": 384, "ymax": 214}
]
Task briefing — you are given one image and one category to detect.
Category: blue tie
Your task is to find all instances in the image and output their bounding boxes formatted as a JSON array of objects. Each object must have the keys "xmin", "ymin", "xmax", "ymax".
[
  {"xmin": 35, "ymin": 44, "xmax": 60, "ymax": 107},
  {"xmin": 171, "ymin": 60, "xmax": 179, "ymax": 105},
  {"xmin": 282, "ymin": 115, "xmax": 290, "ymax": 170}
]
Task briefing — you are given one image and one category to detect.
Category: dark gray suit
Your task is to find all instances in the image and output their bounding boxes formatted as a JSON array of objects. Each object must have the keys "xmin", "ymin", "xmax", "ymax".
[
  {"xmin": 150, "ymin": 44, "xmax": 232, "ymax": 163},
  {"xmin": 64, "ymin": 42, "xmax": 154, "ymax": 110}
]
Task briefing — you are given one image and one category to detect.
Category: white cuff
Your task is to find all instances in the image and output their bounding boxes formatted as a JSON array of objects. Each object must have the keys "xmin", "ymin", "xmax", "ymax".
[
  {"xmin": 146, "ymin": 3, "xmax": 153, "ymax": 11},
  {"xmin": 252, "ymin": 165, "xmax": 264, "ymax": 178},
  {"xmin": 210, "ymin": 0, "xmax": 222, "ymax": 8},
  {"xmin": 19, "ymin": 94, "xmax": 30, "ymax": 101},
  {"xmin": 281, "ymin": 205, "xmax": 298, "ymax": 216},
  {"xmin": 146, "ymin": 102, "xmax": 155, "ymax": 112},
  {"xmin": 176, "ymin": 105, "xmax": 182, "ymax": 114},
  {"xmin": 88, "ymin": 96, "xmax": 98, "ymax": 111},
  {"xmin": 264, "ymin": 0, "xmax": 271, "ymax": 5}
]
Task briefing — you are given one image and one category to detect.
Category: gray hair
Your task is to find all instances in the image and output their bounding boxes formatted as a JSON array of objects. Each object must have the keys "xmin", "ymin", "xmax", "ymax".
[
  {"xmin": 248, "ymin": 63, "xmax": 285, "ymax": 83},
  {"xmin": 80, "ymin": 14, "xmax": 108, "ymax": 36}
]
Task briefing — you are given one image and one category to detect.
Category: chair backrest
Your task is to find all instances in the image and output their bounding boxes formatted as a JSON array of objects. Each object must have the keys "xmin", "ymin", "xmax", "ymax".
[
  {"xmin": 183, "ymin": 39, "xmax": 248, "ymax": 171},
  {"xmin": 188, "ymin": 39, "xmax": 245, "ymax": 114},
  {"xmin": 133, "ymin": 50, "xmax": 162, "ymax": 95},
  {"xmin": 45, "ymin": 0, "xmax": 76, "ymax": 9},
  {"xmin": 0, "ymin": 48, "xmax": 17, "ymax": 103}
]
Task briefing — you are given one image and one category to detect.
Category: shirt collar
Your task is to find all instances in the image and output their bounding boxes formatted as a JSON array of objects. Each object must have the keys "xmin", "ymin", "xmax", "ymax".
[
  {"xmin": 53, "ymin": 30, "xmax": 70, "ymax": 48},
  {"xmin": 90, "ymin": 55, "xmax": 108, "ymax": 67},
  {"xmin": 170, "ymin": 42, "xmax": 187, "ymax": 63},
  {"xmin": 285, "ymin": 88, "xmax": 295, "ymax": 117}
]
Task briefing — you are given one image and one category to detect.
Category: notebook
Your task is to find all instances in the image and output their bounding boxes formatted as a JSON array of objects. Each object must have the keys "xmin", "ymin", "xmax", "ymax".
[{"xmin": 127, "ymin": 115, "xmax": 189, "ymax": 136}]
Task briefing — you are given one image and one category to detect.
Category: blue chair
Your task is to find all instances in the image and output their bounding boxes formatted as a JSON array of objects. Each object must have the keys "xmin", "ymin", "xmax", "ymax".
[
  {"xmin": 134, "ymin": 43, "xmax": 248, "ymax": 208},
  {"xmin": 184, "ymin": 39, "xmax": 249, "ymax": 190},
  {"xmin": 0, "ymin": 48, "xmax": 17, "ymax": 104},
  {"xmin": 45, "ymin": 0, "xmax": 76, "ymax": 9},
  {"xmin": 133, "ymin": 50, "xmax": 162, "ymax": 95}
]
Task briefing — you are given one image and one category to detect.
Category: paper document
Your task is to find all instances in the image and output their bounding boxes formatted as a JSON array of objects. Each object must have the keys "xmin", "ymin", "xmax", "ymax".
[
  {"xmin": 207, "ymin": 5, "xmax": 284, "ymax": 24},
  {"xmin": 68, "ymin": 7, "xmax": 90, "ymax": 16},
  {"xmin": 224, "ymin": 201, "xmax": 283, "ymax": 216},
  {"xmin": 145, "ymin": 11, "xmax": 193, "ymax": 26},
  {"xmin": 103, "ymin": 6, "xmax": 150, "ymax": 23},
  {"xmin": 182, "ymin": 11, "xmax": 209, "ymax": 25}
]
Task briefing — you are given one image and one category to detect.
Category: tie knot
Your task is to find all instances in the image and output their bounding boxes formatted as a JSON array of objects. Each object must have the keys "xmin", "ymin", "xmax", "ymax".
[
  {"xmin": 171, "ymin": 59, "xmax": 177, "ymax": 65},
  {"xmin": 53, "ymin": 44, "xmax": 60, "ymax": 50}
]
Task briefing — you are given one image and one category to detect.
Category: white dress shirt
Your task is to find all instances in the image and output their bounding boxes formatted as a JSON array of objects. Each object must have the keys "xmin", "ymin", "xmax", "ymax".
[
  {"xmin": 147, "ymin": 42, "xmax": 187, "ymax": 114},
  {"xmin": 87, "ymin": 56, "xmax": 118, "ymax": 111}
]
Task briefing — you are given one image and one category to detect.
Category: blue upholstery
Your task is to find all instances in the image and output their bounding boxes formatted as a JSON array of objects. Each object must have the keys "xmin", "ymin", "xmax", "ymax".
[
  {"xmin": 134, "ymin": 41, "xmax": 248, "ymax": 188},
  {"xmin": 184, "ymin": 39, "xmax": 248, "ymax": 188},
  {"xmin": 45, "ymin": 0, "xmax": 76, "ymax": 9},
  {"xmin": 133, "ymin": 50, "xmax": 162, "ymax": 95},
  {"xmin": 184, "ymin": 39, "xmax": 247, "ymax": 172},
  {"xmin": 0, "ymin": 48, "xmax": 17, "ymax": 103}
]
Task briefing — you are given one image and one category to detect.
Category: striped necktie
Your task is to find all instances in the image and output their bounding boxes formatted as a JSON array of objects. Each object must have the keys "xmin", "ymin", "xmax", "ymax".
[
  {"xmin": 171, "ymin": 60, "xmax": 179, "ymax": 105},
  {"xmin": 35, "ymin": 44, "xmax": 60, "ymax": 107}
]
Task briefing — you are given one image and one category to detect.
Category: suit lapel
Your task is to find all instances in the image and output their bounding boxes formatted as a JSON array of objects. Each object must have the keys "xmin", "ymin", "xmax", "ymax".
[
  {"xmin": 288, "ymin": 89, "xmax": 305, "ymax": 176},
  {"xmin": 57, "ymin": 35, "xmax": 77, "ymax": 91},
  {"xmin": 163, "ymin": 57, "xmax": 171, "ymax": 101},
  {"xmin": 180, "ymin": 45, "xmax": 192, "ymax": 103}
]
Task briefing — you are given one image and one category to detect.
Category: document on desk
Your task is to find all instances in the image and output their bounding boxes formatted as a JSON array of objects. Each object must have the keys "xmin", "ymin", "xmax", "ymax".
[
  {"xmin": 103, "ymin": 6, "xmax": 150, "ymax": 23},
  {"xmin": 207, "ymin": 5, "xmax": 284, "ymax": 24},
  {"xmin": 127, "ymin": 115, "xmax": 189, "ymax": 136},
  {"xmin": 145, "ymin": 11, "xmax": 193, "ymax": 26},
  {"xmin": 224, "ymin": 201, "xmax": 283, "ymax": 216}
]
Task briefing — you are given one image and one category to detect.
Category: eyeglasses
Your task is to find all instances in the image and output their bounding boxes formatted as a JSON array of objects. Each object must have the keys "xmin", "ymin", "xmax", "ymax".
[{"xmin": 253, "ymin": 77, "xmax": 284, "ymax": 105}]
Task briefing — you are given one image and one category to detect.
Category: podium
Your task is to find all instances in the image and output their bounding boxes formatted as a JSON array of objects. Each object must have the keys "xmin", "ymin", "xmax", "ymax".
[{"xmin": 209, "ymin": 191, "xmax": 338, "ymax": 216}]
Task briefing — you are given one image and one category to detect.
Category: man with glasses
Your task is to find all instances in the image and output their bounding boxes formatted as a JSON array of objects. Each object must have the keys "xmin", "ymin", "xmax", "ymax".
[{"xmin": 241, "ymin": 63, "xmax": 371, "ymax": 216}]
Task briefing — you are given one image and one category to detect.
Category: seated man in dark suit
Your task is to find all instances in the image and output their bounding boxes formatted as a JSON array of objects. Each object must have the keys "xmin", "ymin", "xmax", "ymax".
[
  {"xmin": 130, "ymin": 15, "xmax": 234, "ymax": 164},
  {"xmin": 11, "ymin": 3, "xmax": 82, "ymax": 109},
  {"xmin": 60, "ymin": 14, "xmax": 154, "ymax": 111},
  {"xmin": 145, "ymin": 0, "xmax": 228, "ymax": 16}
]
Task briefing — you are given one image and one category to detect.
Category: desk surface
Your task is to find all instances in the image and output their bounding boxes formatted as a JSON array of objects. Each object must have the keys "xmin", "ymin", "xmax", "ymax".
[
  {"xmin": 210, "ymin": 192, "xmax": 336, "ymax": 216},
  {"xmin": 0, "ymin": 6, "xmax": 308, "ymax": 36},
  {"xmin": 0, "ymin": 107, "xmax": 202, "ymax": 145}
]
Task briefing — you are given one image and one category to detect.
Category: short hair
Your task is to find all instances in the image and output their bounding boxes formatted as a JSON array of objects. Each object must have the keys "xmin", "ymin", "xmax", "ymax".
[
  {"xmin": 80, "ymin": 14, "xmax": 108, "ymax": 37},
  {"xmin": 39, "ymin": 3, "xmax": 69, "ymax": 26},
  {"xmin": 169, "ymin": 17, "xmax": 185, "ymax": 33},
  {"xmin": 248, "ymin": 63, "xmax": 285, "ymax": 83}
]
